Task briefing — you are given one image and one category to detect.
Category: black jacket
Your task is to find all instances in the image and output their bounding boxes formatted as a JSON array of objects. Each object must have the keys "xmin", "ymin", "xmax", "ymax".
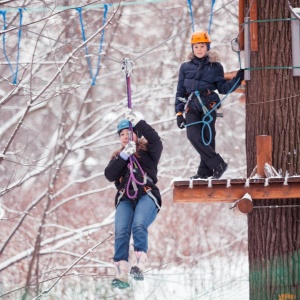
[
  {"xmin": 105, "ymin": 120, "xmax": 163, "ymax": 209},
  {"xmin": 175, "ymin": 50, "xmax": 241, "ymax": 113}
]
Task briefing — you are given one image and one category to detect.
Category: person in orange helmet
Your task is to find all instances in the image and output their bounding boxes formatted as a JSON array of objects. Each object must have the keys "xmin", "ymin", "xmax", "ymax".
[{"xmin": 175, "ymin": 30, "xmax": 244, "ymax": 179}]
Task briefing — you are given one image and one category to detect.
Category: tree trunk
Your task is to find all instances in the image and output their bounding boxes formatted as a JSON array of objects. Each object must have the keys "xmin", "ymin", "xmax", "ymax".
[{"xmin": 245, "ymin": 0, "xmax": 300, "ymax": 299}]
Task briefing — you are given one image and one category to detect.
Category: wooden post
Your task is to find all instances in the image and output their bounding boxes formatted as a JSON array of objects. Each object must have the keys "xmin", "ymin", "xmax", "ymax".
[
  {"xmin": 238, "ymin": 0, "xmax": 245, "ymax": 50},
  {"xmin": 250, "ymin": 0, "xmax": 258, "ymax": 51},
  {"xmin": 256, "ymin": 135, "xmax": 272, "ymax": 177},
  {"xmin": 231, "ymin": 193, "xmax": 253, "ymax": 215}
]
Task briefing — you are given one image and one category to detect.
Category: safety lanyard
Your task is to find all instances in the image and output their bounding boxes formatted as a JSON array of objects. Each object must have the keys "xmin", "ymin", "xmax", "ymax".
[{"xmin": 122, "ymin": 58, "xmax": 146, "ymax": 199}]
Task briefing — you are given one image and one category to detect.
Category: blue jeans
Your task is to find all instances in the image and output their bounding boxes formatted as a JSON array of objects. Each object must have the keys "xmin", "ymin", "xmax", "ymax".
[{"xmin": 114, "ymin": 194, "xmax": 158, "ymax": 262}]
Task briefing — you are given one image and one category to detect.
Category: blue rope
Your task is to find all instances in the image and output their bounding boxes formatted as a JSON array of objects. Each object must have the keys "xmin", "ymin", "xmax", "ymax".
[
  {"xmin": 76, "ymin": 4, "xmax": 111, "ymax": 86},
  {"xmin": 207, "ymin": 0, "xmax": 216, "ymax": 34},
  {"xmin": 185, "ymin": 79, "xmax": 241, "ymax": 146},
  {"xmin": 186, "ymin": 0, "xmax": 194, "ymax": 32},
  {"xmin": 0, "ymin": 8, "xmax": 24, "ymax": 85},
  {"xmin": 92, "ymin": 4, "xmax": 111, "ymax": 85}
]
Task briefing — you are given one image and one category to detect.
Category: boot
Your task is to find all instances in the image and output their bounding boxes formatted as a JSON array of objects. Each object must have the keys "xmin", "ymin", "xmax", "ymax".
[
  {"xmin": 111, "ymin": 260, "xmax": 130, "ymax": 289},
  {"xmin": 212, "ymin": 162, "xmax": 228, "ymax": 179},
  {"xmin": 130, "ymin": 251, "xmax": 147, "ymax": 281},
  {"xmin": 190, "ymin": 173, "xmax": 209, "ymax": 180}
]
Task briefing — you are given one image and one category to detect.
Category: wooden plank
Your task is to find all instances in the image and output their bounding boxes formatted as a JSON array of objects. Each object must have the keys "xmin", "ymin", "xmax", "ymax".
[{"xmin": 173, "ymin": 177, "xmax": 300, "ymax": 203}]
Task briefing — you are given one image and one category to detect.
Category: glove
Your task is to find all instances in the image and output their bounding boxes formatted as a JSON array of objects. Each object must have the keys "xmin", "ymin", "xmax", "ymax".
[
  {"xmin": 120, "ymin": 141, "xmax": 136, "ymax": 160},
  {"xmin": 176, "ymin": 114, "xmax": 186, "ymax": 129},
  {"xmin": 236, "ymin": 69, "xmax": 244, "ymax": 81},
  {"xmin": 125, "ymin": 108, "xmax": 141, "ymax": 126}
]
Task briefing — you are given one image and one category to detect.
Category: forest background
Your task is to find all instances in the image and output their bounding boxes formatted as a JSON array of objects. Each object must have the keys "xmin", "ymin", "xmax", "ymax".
[{"xmin": 0, "ymin": 0, "xmax": 248, "ymax": 299}]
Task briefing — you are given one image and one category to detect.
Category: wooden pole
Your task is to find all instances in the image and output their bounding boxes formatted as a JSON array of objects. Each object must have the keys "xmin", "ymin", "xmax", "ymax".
[
  {"xmin": 232, "ymin": 193, "xmax": 253, "ymax": 214},
  {"xmin": 256, "ymin": 135, "xmax": 272, "ymax": 178},
  {"xmin": 238, "ymin": 0, "xmax": 245, "ymax": 50},
  {"xmin": 250, "ymin": 0, "xmax": 258, "ymax": 51}
]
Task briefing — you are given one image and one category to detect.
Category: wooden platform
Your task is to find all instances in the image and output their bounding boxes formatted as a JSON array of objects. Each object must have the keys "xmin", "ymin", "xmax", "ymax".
[{"xmin": 173, "ymin": 177, "xmax": 300, "ymax": 203}]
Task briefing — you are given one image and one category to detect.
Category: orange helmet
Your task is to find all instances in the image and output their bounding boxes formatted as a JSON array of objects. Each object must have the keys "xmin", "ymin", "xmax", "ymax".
[{"xmin": 190, "ymin": 31, "xmax": 211, "ymax": 44}]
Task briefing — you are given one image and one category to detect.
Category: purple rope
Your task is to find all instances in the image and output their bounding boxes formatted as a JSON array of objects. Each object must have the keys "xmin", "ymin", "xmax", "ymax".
[{"xmin": 123, "ymin": 58, "xmax": 146, "ymax": 199}]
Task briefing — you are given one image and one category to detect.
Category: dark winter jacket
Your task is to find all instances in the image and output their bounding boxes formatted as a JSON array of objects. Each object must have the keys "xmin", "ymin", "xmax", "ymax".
[
  {"xmin": 105, "ymin": 120, "xmax": 163, "ymax": 210},
  {"xmin": 175, "ymin": 50, "xmax": 241, "ymax": 113}
]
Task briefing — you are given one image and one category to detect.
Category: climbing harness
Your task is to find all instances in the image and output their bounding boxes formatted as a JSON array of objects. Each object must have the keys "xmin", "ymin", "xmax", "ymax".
[
  {"xmin": 121, "ymin": 58, "xmax": 147, "ymax": 200},
  {"xmin": 182, "ymin": 77, "xmax": 240, "ymax": 146}
]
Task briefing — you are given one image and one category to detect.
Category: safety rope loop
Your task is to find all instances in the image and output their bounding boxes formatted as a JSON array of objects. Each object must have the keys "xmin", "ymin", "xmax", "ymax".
[
  {"xmin": 186, "ymin": 0, "xmax": 195, "ymax": 32},
  {"xmin": 208, "ymin": 0, "xmax": 216, "ymax": 34},
  {"xmin": 185, "ymin": 78, "xmax": 240, "ymax": 145},
  {"xmin": 1, "ymin": 8, "xmax": 24, "ymax": 84},
  {"xmin": 126, "ymin": 157, "xmax": 146, "ymax": 199},
  {"xmin": 126, "ymin": 164, "xmax": 138, "ymax": 199},
  {"xmin": 76, "ymin": 5, "xmax": 110, "ymax": 86},
  {"xmin": 76, "ymin": 7, "xmax": 93, "ymax": 80},
  {"xmin": 201, "ymin": 112, "xmax": 213, "ymax": 146},
  {"xmin": 231, "ymin": 38, "xmax": 242, "ymax": 69},
  {"xmin": 91, "ymin": 3, "xmax": 111, "ymax": 85}
]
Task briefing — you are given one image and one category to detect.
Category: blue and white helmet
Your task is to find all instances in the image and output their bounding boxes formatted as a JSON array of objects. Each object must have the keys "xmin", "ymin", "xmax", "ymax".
[
  {"xmin": 117, "ymin": 119, "xmax": 134, "ymax": 134},
  {"xmin": 117, "ymin": 119, "xmax": 141, "ymax": 137}
]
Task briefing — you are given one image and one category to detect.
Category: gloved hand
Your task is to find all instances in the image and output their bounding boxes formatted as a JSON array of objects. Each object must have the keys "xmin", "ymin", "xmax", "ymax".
[
  {"xmin": 120, "ymin": 141, "xmax": 136, "ymax": 160},
  {"xmin": 177, "ymin": 114, "xmax": 186, "ymax": 129},
  {"xmin": 125, "ymin": 108, "xmax": 141, "ymax": 126},
  {"xmin": 236, "ymin": 69, "xmax": 244, "ymax": 81}
]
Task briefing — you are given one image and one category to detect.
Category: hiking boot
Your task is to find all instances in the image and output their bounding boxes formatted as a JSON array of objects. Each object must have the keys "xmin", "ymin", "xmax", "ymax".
[
  {"xmin": 212, "ymin": 162, "xmax": 228, "ymax": 179},
  {"xmin": 190, "ymin": 174, "xmax": 209, "ymax": 180},
  {"xmin": 130, "ymin": 251, "xmax": 147, "ymax": 281},
  {"xmin": 111, "ymin": 260, "xmax": 130, "ymax": 289}
]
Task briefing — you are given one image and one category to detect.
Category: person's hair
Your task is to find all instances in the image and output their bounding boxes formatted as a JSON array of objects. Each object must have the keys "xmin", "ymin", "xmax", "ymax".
[{"xmin": 111, "ymin": 137, "xmax": 148, "ymax": 159}]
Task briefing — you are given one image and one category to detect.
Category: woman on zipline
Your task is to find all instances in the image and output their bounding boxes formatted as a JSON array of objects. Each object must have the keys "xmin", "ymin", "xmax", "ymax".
[
  {"xmin": 175, "ymin": 30, "xmax": 244, "ymax": 179},
  {"xmin": 105, "ymin": 108, "xmax": 163, "ymax": 289}
]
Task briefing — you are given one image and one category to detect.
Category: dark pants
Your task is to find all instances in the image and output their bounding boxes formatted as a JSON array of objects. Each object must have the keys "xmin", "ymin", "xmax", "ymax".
[{"xmin": 185, "ymin": 107, "xmax": 224, "ymax": 174}]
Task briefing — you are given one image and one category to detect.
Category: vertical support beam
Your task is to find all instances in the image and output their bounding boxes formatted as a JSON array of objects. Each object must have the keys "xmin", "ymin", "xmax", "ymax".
[
  {"xmin": 250, "ymin": 0, "xmax": 258, "ymax": 51},
  {"xmin": 291, "ymin": 8, "xmax": 300, "ymax": 76},
  {"xmin": 244, "ymin": 17, "xmax": 251, "ymax": 81},
  {"xmin": 256, "ymin": 135, "xmax": 272, "ymax": 178},
  {"xmin": 238, "ymin": 0, "xmax": 245, "ymax": 50}
]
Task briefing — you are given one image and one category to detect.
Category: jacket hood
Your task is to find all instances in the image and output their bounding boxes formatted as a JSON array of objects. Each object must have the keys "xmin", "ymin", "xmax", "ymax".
[{"xmin": 187, "ymin": 50, "xmax": 220, "ymax": 63}]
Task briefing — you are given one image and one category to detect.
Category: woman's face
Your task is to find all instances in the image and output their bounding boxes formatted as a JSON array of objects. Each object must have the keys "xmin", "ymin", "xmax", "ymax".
[
  {"xmin": 119, "ymin": 129, "xmax": 137, "ymax": 147},
  {"xmin": 193, "ymin": 43, "xmax": 208, "ymax": 58}
]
